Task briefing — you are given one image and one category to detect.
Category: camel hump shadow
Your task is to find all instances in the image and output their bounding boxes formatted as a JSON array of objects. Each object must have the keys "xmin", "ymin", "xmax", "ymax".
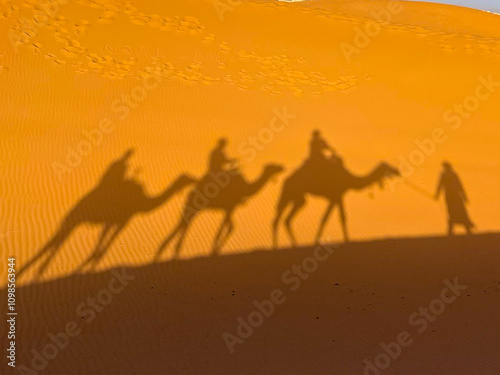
[{"xmin": 18, "ymin": 150, "xmax": 196, "ymax": 281}]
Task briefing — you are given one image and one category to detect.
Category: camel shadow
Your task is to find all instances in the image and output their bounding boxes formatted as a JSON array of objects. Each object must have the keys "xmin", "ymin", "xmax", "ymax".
[
  {"xmin": 154, "ymin": 136, "xmax": 285, "ymax": 261},
  {"xmin": 273, "ymin": 154, "xmax": 400, "ymax": 248},
  {"xmin": 18, "ymin": 149, "xmax": 196, "ymax": 281}
]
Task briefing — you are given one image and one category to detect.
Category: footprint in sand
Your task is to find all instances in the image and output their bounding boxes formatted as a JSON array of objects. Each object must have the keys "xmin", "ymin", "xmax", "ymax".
[
  {"xmin": 440, "ymin": 44, "xmax": 455, "ymax": 51},
  {"xmin": 103, "ymin": 3, "xmax": 120, "ymax": 12},
  {"xmin": 130, "ymin": 15, "xmax": 147, "ymax": 26},
  {"xmin": 53, "ymin": 59, "xmax": 67, "ymax": 66},
  {"xmin": 98, "ymin": 11, "xmax": 118, "ymax": 24},
  {"xmin": 29, "ymin": 42, "xmax": 42, "ymax": 54},
  {"xmin": 202, "ymin": 34, "xmax": 216, "ymax": 44},
  {"xmin": 123, "ymin": 3, "xmax": 138, "ymax": 15},
  {"xmin": 148, "ymin": 15, "xmax": 162, "ymax": 28},
  {"xmin": 159, "ymin": 19, "xmax": 173, "ymax": 31},
  {"xmin": 73, "ymin": 20, "xmax": 90, "ymax": 35},
  {"xmin": 10, "ymin": 1, "xmax": 360, "ymax": 94},
  {"xmin": 60, "ymin": 48, "xmax": 79, "ymax": 58}
]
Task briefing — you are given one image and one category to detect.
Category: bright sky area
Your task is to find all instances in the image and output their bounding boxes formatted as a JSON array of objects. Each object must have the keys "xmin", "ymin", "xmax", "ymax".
[{"xmin": 404, "ymin": 0, "xmax": 499, "ymax": 11}]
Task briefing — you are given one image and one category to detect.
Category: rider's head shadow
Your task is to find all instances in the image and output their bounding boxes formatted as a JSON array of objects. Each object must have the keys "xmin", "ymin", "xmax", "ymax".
[
  {"xmin": 99, "ymin": 148, "xmax": 134, "ymax": 184},
  {"xmin": 442, "ymin": 161, "xmax": 453, "ymax": 172},
  {"xmin": 216, "ymin": 137, "xmax": 228, "ymax": 148},
  {"xmin": 18, "ymin": 150, "xmax": 196, "ymax": 281}
]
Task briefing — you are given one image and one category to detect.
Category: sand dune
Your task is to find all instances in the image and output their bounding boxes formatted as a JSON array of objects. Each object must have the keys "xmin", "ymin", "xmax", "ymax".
[
  {"xmin": 0, "ymin": 1, "xmax": 499, "ymax": 371},
  {"xmin": 2, "ymin": 233, "xmax": 500, "ymax": 374}
]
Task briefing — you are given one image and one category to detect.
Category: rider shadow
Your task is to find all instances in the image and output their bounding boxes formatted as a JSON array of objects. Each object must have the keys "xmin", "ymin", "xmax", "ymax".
[
  {"xmin": 18, "ymin": 149, "xmax": 195, "ymax": 281},
  {"xmin": 155, "ymin": 138, "xmax": 284, "ymax": 261}
]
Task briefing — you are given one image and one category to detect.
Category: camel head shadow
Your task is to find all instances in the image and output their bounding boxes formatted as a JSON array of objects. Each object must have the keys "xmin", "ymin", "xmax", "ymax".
[{"xmin": 372, "ymin": 161, "xmax": 400, "ymax": 190}]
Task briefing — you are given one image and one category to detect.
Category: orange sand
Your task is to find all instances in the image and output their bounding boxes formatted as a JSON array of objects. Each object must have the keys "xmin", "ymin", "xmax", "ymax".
[
  {"xmin": 1, "ymin": 1, "xmax": 500, "ymax": 374},
  {"xmin": 0, "ymin": 0, "xmax": 499, "ymax": 283}
]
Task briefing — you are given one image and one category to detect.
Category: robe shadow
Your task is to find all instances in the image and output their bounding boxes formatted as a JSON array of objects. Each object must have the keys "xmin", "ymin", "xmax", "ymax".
[{"xmin": 435, "ymin": 161, "xmax": 475, "ymax": 235}]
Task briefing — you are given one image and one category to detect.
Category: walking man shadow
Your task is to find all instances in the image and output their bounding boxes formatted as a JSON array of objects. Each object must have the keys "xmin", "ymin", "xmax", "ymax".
[{"xmin": 434, "ymin": 161, "xmax": 475, "ymax": 235}]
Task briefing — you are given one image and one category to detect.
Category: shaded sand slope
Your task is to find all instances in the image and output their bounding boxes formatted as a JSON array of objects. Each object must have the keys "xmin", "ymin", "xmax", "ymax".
[{"xmin": 3, "ymin": 233, "xmax": 500, "ymax": 374}]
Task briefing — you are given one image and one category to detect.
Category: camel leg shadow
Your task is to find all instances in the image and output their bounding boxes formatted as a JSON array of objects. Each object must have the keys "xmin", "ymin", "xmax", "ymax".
[
  {"xmin": 156, "ymin": 211, "xmax": 197, "ymax": 262},
  {"xmin": 211, "ymin": 211, "xmax": 234, "ymax": 256},
  {"xmin": 338, "ymin": 199, "xmax": 349, "ymax": 243},
  {"xmin": 78, "ymin": 222, "xmax": 127, "ymax": 271},
  {"xmin": 272, "ymin": 206, "xmax": 285, "ymax": 250},
  {"xmin": 284, "ymin": 197, "xmax": 306, "ymax": 248},
  {"xmin": 314, "ymin": 199, "xmax": 349, "ymax": 244},
  {"xmin": 77, "ymin": 224, "xmax": 114, "ymax": 273},
  {"xmin": 18, "ymin": 222, "xmax": 77, "ymax": 281},
  {"xmin": 88, "ymin": 222, "xmax": 127, "ymax": 270},
  {"xmin": 315, "ymin": 202, "xmax": 336, "ymax": 245}
]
